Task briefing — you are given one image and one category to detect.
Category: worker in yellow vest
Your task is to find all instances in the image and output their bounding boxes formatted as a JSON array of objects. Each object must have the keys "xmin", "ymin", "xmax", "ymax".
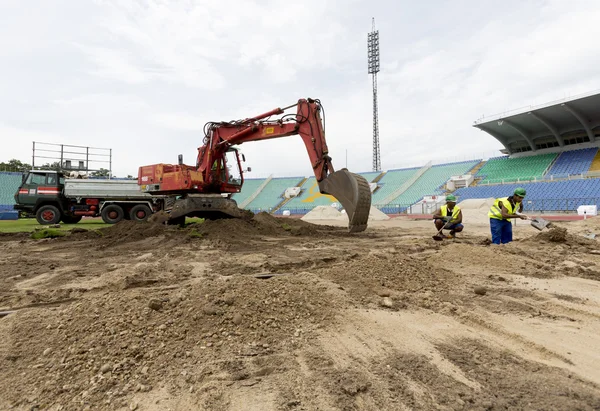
[
  {"xmin": 488, "ymin": 187, "xmax": 529, "ymax": 244},
  {"xmin": 433, "ymin": 194, "xmax": 463, "ymax": 239}
]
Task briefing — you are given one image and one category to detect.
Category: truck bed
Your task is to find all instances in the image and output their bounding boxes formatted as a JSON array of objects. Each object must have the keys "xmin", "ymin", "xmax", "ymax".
[{"xmin": 64, "ymin": 179, "xmax": 153, "ymax": 200}]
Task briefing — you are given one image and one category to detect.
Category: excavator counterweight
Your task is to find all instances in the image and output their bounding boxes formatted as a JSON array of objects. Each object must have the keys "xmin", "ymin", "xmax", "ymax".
[{"xmin": 138, "ymin": 98, "xmax": 372, "ymax": 233}]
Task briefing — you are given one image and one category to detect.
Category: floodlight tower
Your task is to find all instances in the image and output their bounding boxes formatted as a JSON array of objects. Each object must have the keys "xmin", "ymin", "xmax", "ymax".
[{"xmin": 367, "ymin": 17, "xmax": 381, "ymax": 172}]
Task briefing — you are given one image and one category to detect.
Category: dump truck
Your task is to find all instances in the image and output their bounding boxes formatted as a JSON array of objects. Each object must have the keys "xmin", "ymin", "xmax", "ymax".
[{"xmin": 13, "ymin": 170, "xmax": 170, "ymax": 225}]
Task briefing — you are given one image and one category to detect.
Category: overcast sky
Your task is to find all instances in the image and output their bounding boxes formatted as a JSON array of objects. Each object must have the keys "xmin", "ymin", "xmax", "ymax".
[{"xmin": 2, "ymin": 0, "xmax": 600, "ymax": 178}]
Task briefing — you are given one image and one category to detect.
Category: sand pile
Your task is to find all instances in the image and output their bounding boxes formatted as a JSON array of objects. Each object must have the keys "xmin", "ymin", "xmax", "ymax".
[
  {"xmin": 330, "ymin": 206, "xmax": 390, "ymax": 222},
  {"xmin": 458, "ymin": 198, "xmax": 495, "ymax": 226},
  {"xmin": 366, "ymin": 206, "xmax": 391, "ymax": 221},
  {"xmin": 301, "ymin": 205, "xmax": 343, "ymax": 220}
]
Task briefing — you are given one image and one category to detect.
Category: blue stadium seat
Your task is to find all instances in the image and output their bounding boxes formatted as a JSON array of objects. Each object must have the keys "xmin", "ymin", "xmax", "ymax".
[
  {"xmin": 454, "ymin": 178, "xmax": 600, "ymax": 212},
  {"xmin": 546, "ymin": 148, "xmax": 598, "ymax": 177}
]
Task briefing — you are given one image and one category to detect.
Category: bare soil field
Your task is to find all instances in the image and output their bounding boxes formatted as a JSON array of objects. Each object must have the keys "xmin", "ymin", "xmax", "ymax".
[{"xmin": 2, "ymin": 213, "xmax": 600, "ymax": 410}]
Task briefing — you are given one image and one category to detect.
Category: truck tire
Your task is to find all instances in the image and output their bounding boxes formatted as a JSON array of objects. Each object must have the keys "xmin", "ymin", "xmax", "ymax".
[
  {"xmin": 36, "ymin": 205, "xmax": 62, "ymax": 225},
  {"xmin": 61, "ymin": 215, "xmax": 82, "ymax": 224},
  {"xmin": 130, "ymin": 204, "xmax": 152, "ymax": 222},
  {"xmin": 101, "ymin": 204, "xmax": 124, "ymax": 224}
]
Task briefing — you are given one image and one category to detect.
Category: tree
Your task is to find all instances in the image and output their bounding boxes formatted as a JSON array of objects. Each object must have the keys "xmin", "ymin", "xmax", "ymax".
[
  {"xmin": 0, "ymin": 158, "xmax": 32, "ymax": 172},
  {"xmin": 38, "ymin": 162, "xmax": 62, "ymax": 171},
  {"xmin": 90, "ymin": 168, "xmax": 111, "ymax": 178}
]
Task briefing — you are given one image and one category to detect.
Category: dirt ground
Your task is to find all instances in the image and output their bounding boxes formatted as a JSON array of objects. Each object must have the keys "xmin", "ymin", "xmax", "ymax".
[{"xmin": 2, "ymin": 212, "xmax": 600, "ymax": 410}]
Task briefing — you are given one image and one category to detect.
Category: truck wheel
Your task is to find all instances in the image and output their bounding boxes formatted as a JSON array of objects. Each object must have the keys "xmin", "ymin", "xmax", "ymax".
[
  {"xmin": 101, "ymin": 205, "xmax": 124, "ymax": 224},
  {"xmin": 61, "ymin": 215, "xmax": 82, "ymax": 224},
  {"xmin": 36, "ymin": 205, "xmax": 61, "ymax": 225},
  {"xmin": 130, "ymin": 204, "xmax": 152, "ymax": 222}
]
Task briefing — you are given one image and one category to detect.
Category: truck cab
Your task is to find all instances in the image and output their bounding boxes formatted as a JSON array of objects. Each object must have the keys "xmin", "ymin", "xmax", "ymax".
[{"xmin": 13, "ymin": 170, "xmax": 79, "ymax": 224}]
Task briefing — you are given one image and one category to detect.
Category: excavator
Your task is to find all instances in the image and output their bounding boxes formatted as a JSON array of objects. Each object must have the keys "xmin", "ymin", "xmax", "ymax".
[{"xmin": 137, "ymin": 98, "xmax": 372, "ymax": 233}]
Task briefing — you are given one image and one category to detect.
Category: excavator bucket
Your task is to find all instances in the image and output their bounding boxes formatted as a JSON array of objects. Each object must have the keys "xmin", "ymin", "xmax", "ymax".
[{"xmin": 318, "ymin": 170, "xmax": 372, "ymax": 233}]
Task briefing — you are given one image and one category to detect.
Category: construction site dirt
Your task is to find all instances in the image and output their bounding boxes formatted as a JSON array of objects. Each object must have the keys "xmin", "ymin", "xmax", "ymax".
[{"xmin": 2, "ymin": 213, "xmax": 600, "ymax": 410}]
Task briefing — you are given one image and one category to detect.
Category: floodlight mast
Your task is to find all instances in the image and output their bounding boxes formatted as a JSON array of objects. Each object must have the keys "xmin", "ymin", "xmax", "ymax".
[{"xmin": 368, "ymin": 17, "xmax": 381, "ymax": 172}]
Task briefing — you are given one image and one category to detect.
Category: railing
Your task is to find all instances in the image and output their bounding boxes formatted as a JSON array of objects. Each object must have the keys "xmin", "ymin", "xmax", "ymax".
[
  {"xmin": 247, "ymin": 197, "xmax": 600, "ymax": 217},
  {"xmin": 520, "ymin": 197, "xmax": 600, "ymax": 213},
  {"xmin": 478, "ymin": 171, "xmax": 600, "ymax": 186},
  {"xmin": 473, "ymin": 88, "xmax": 600, "ymax": 125}
]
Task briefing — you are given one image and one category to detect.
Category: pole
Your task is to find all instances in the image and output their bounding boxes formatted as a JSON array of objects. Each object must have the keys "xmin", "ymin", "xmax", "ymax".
[{"xmin": 346, "ymin": 149, "xmax": 348, "ymax": 168}]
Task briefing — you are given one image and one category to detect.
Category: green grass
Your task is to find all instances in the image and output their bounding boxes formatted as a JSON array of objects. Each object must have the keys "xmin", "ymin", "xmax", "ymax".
[
  {"xmin": 0, "ymin": 218, "xmax": 111, "ymax": 233},
  {"xmin": 31, "ymin": 229, "xmax": 67, "ymax": 239},
  {"xmin": 0, "ymin": 216, "xmax": 206, "ymax": 234}
]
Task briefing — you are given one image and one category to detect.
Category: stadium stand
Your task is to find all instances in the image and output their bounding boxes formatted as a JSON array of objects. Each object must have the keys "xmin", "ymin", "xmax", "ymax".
[
  {"xmin": 546, "ymin": 147, "xmax": 598, "ymax": 177},
  {"xmin": 245, "ymin": 176, "xmax": 304, "ymax": 211},
  {"xmin": 476, "ymin": 153, "xmax": 557, "ymax": 184},
  {"xmin": 454, "ymin": 179, "xmax": 600, "ymax": 212},
  {"xmin": 382, "ymin": 160, "xmax": 480, "ymax": 212},
  {"xmin": 357, "ymin": 172, "xmax": 381, "ymax": 183},
  {"xmin": 231, "ymin": 178, "xmax": 266, "ymax": 206},
  {"xmin": 588, "ymin": 149, "xmax": 600, "ymax": 172},
  {"xmin": 371, "ymin": 168, "xmax": 420, "ymax": 205},
  {"xmin": 279, "ymin": 177, "xmax": 336, "ymax": 213},
  {"xmin": 0, "ymin": 172, "xmax": 22, "ymax": 220}
]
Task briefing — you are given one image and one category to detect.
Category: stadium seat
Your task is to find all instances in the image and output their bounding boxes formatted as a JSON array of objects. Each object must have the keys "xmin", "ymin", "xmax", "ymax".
[
  {"xmin": 245, "ymin": 177, "xmax": 305, "ymax": 212},
  {"xmin": 231, "ymin": 178, "xmax": 266, "ymax": 206},
  {"xmin": 371, "ymin": 167, "xmax": 420, "ymax": 205},
  {"xmin": 385, "ymin": 160, "xmax": 481, "ymax": 208},
  {"xmin": 476, "ymin": 153, "xmax": 557, "ymax": 184},
  {"xmin": 546, "ymin": 148, "xmax": 598, "ymax": 177},
  {"xmin": 454, "ymin": 178, "xmax": 600, "ymax": 212},
  {"xmin": 281, "ymin": 177, "xmax": 337, "ymax": 214}
]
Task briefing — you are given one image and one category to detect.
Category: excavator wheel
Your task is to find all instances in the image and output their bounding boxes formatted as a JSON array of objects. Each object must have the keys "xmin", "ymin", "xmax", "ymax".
[{"xmin": 318, "ymin": 169, "xmax": 371, "ymax": 233}]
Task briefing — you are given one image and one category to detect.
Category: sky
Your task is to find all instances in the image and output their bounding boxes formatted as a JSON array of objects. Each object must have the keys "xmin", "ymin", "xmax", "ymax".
[{"xmin": 1, "ymin": 0, "xmax": 600, "ymax": 178}]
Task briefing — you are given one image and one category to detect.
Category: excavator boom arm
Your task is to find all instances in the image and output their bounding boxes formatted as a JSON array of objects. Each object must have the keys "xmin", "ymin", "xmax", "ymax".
[{"xmin": 197, "ymin": 99, "xmax": 333, "ymax": 183}]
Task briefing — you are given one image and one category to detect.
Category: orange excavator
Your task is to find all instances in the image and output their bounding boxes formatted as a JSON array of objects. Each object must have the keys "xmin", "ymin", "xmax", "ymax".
[{"xmin": 137, "ymin": 98, "xmax": 371, "ymax": 233}]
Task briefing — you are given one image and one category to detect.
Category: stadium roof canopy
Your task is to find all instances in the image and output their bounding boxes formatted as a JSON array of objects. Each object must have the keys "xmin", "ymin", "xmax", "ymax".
[{"xmin": 473, "ymin": 90, "xmax": 600, "ymax": 155}]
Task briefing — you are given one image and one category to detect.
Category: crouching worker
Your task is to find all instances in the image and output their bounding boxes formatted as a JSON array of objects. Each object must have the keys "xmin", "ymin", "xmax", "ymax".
[{"xmin": 433, "ymin": 195, "xmax": 463, "ymax": 239}]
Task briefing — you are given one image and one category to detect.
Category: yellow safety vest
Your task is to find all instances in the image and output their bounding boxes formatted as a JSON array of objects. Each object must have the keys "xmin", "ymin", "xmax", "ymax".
[
  {"xmin": 488, "ymin": 197, "xmax": 521, "ymax": 220},
  {"xmin": 440, "ymin": 205, "xmax": 461, "ymax": 221}
]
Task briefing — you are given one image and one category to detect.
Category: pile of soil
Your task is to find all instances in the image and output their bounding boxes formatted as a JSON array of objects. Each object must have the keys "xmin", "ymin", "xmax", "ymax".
[
  {"xmin": 187, "ymin": 212, "xmax": 341, "ymax": 245},
  {"xmin": 528, "ymin": 226, "xmax": 598, "ymax": 248},
  {"xmin": 0, "ymin": 271, "xmax": 341, "ymax": 409},
  {"xmin": 321, "ymin": 252, "xmax": 459, "ymax": 312}
]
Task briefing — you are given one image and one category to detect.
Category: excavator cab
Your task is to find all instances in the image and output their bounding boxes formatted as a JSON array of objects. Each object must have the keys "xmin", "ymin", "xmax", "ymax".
[{"xmin": 224, "ymin": 148, "xmax": 243, "ymax": 187}]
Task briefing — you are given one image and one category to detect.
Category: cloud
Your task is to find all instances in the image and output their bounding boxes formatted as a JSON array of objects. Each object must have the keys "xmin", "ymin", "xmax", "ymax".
[{"xmin": 2, "ymin": 0, "xmax": 600, "ymax": 179}]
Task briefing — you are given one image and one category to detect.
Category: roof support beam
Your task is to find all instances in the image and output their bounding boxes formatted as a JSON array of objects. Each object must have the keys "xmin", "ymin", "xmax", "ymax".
[
  {"xmin": 502, "ymin": 120, "xmax": 536, "ymax": 152},
  {"xmin": 475, "ymin": 125, "xmax": 513, "ymax": 155},
  {"xmin": 562, "ymin": 103, "xmax": 597, "ymax": 142},
  {"xmin": 528, "ymin": 112, "xmax": 564, "ymax": 147}
]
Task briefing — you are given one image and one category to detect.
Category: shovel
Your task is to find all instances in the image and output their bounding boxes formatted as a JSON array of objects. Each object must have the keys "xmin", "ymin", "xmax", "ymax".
[
  {"xmin": 530, "ymin": 216, "xmax": 552, "ymax": 231},
  {"xmin": 432, "ymin": 220, "xmax": 453, "ymax": 241}
]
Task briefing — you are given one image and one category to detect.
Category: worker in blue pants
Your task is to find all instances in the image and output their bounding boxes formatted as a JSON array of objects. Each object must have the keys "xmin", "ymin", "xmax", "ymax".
[{"xmin": 488, "ymin": 188, "xmax": 529, "ymax": 244}]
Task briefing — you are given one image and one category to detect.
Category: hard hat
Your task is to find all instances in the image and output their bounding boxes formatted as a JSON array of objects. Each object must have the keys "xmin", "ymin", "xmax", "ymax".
[
  {"xmin": 514, "ymin": 187, "xmax": 526, "ymax": 197},
  {"xmin": 446, "ymin": 194, "xmax": 457, "ymax": 202}
]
